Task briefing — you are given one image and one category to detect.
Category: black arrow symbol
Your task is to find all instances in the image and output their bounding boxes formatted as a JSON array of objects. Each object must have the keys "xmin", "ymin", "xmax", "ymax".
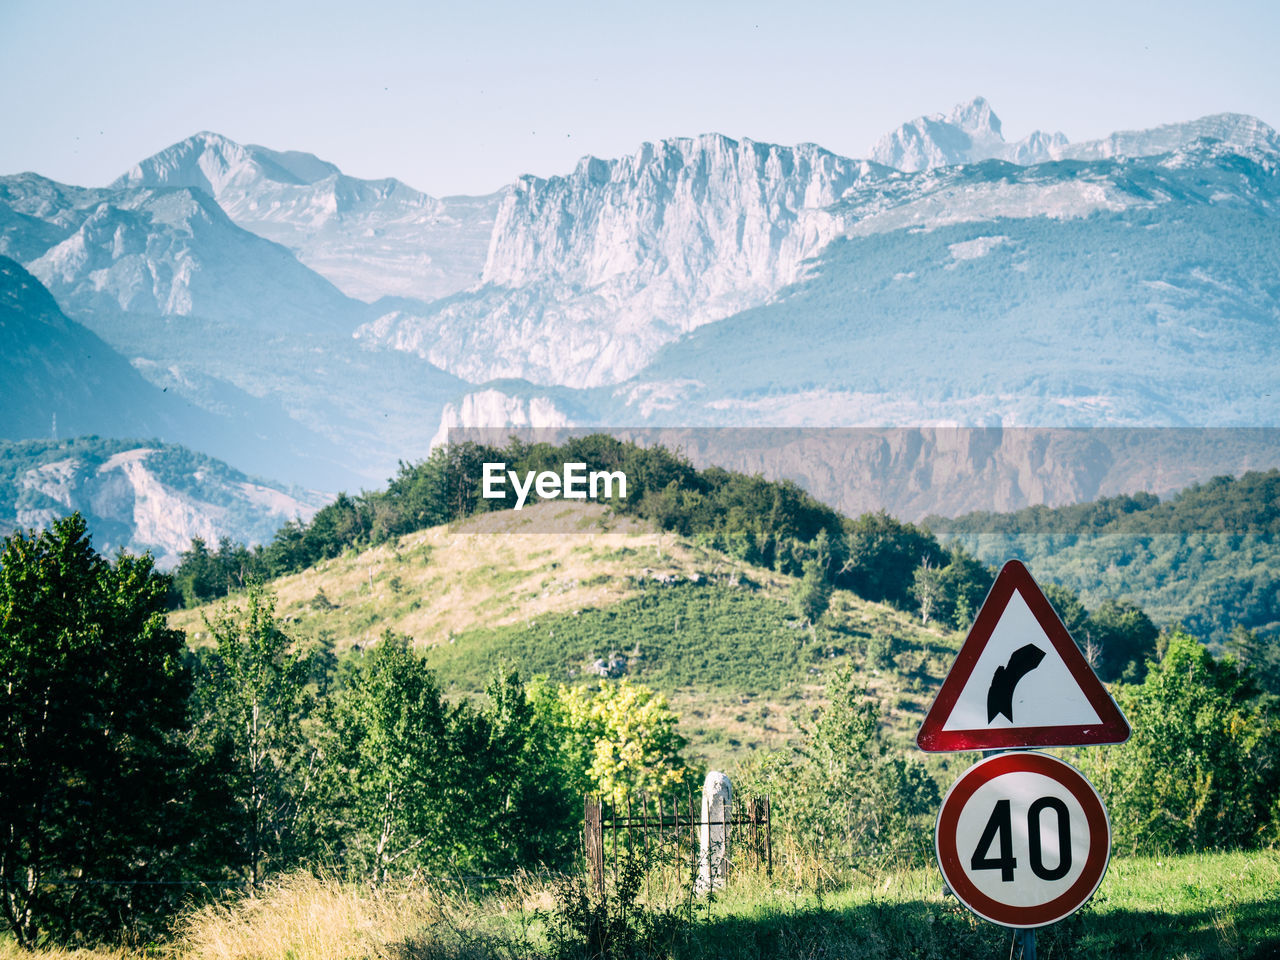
[{"xmin": 986, "ymin": 643, "xmax": 1046, "ymax": 723}]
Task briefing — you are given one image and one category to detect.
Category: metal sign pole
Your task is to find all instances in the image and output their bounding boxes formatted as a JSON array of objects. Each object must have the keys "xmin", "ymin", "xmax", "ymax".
[{"xmin": 985, "ymin": 749, "xmax": 1039, "ymax": 960}]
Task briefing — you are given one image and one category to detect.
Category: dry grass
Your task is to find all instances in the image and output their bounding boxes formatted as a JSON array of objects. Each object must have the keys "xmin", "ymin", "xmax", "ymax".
[
  {"xmin": 6, "ymin": 851, "xmax": 1279, "ymax": 959},
  {"xmin": 170, "ymin": 502, "xmax": 766, "ymax": 654},
  {"xmin": 0, "ymin": 945, "xmax": 136, "ymax": 960},
  {"xmin": 174, "ymin": 873, "xmax": 480, "ymax": 960}
]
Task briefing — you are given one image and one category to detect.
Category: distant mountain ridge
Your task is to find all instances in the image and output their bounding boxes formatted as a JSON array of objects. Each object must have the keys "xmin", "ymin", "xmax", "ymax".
[
  {"xmin": 113, "ymin": 131, "xmax": 501, "ymax": 303},
  {"xmin": 27, "ymin": 183, "xmax": 361, "ymax": 332},
  {"xmin": 0, "ymin": 165, "xmax": 465, "ymax": 490},
  {"xmin": 359, "ymin": 101, "xmax": 1280, "ymax": 390},
  {"xmin": 2, "ymin": 97, "xmax": 1278, "ymax": 542},
  {"xmin": 869, "ymin": 96, "xmax": 1280, "ymax": 170}
]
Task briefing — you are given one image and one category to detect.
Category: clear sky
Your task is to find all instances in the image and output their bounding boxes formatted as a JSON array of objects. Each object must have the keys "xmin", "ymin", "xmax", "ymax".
[{"xmin": 2, "ymin": 0, "xmax": 1276, "ymax": 197}]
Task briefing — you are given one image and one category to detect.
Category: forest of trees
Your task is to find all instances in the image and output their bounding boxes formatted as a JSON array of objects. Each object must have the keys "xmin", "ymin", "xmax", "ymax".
[{"xmin": 930, "ymin": 470, "xmax": 1280, "ymax": 642}]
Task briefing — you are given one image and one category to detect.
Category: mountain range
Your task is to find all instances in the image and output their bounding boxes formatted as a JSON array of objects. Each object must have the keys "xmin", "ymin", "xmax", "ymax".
[{"xmin": 2, "ymin": 96, "xmax": 1278, "ymax": 551}]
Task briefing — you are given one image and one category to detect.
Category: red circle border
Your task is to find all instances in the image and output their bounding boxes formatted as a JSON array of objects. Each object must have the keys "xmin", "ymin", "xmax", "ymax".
[{"xmin": 935, "ymin": 752, "xmax": 1110, "ymax": 928}]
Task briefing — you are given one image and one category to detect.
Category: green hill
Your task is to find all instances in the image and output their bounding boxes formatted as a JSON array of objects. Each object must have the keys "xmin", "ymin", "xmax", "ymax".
[
  {"xmin": 171, "ymin": 500, "xmax": 961, "ymax": 772},
  {"xmin": 929, "ymin": 470, "xmax": 1280, "ymax": 643}
]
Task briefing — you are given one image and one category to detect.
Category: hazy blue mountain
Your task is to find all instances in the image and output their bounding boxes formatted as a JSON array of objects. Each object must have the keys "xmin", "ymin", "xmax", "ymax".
[
  {"xmin": 436, "ymin": 138, "xmax": 1280, "ymax": 438},
  {"xmin": 0, "ymin": 173, "xmax": 108, "ymax": 261},
  {"xmin": 4, "ymin": 101, "xmax": 1279, "ymax": 533},
  {"xmin": 0, "ymin": 166, "xmax": 472, "ymax": 488},
  {"xmin": 27, "ymin": 183, "xmax": 363, "ymax": 333},
  {"xmin": 1, "ymin": 254, "xmax": 176, "ymax": 441},
  {"xmin": 627, "ymin": 148, "xmax": 1280, "ymax": 427},
  {"xmin": 0, "ymin": 256, "xmax": 334, "ymax": 561},
  {"xmin": 113, "ymin": 131, "xmax": 501, "ymax": 303},
  {"xmin": 0, "ymin": 255, "xmax": 363, "ymax": 490}
]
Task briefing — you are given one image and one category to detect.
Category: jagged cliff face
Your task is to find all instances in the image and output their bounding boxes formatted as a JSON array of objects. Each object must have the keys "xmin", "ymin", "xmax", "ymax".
[
  {"xmin": 357, "ymin": 101, "xmax": 1280, "ymax": 390},
  {"xmin": 482, "ymin": 136, "xmax": 867, "ymax": 291},
  {"xmin": 355, "ymin": 135, "xmax": 875, "ymax": 385},
  {"xmin": 113, "ymin": 132, "xmax": 501, "ymax": 303},
  {"xmin": 435, "ymin": 136, "xmax": 1280, "ymax": 442}
]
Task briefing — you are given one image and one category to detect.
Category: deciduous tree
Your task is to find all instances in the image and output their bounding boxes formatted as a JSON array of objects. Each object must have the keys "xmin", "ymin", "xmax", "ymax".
[{"xmin": 191, "ymin": 585, "xmax": 322, "ymax": 887}]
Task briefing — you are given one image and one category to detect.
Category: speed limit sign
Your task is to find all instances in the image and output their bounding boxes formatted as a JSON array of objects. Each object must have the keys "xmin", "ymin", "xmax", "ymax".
[{"xmin": 936, "ymin": 752, "xmax": 1110, "ymax": 928}]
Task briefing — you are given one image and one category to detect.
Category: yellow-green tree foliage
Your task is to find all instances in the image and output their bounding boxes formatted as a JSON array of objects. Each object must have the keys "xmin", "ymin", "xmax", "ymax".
[{"xmin": 557, "ymin": 680, "xmax": 691, "ymax": 803}]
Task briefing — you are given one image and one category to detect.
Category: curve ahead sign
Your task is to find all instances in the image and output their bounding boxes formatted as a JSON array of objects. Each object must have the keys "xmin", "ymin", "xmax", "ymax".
[
  {"xmin": 936, "ymin": 752, "xmax": 1110, "ymax": 929},
  {"xmin": 917, "ymin": 559, "xmax": 1130, "ymax": 752}
]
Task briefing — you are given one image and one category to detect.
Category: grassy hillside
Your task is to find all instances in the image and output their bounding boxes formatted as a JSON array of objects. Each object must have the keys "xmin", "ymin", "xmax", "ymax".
[{"xmin": 171, "ymin": 501, "xmax": 959, "ymax": 770}]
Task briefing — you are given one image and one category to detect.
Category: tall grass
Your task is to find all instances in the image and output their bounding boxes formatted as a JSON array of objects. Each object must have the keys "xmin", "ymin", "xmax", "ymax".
[
  {"xmin": 173, "ymin": 873, "xmax": 501, "ymax": 960},
  {"xmin": 0, "ymin": 945, "xmax": 135, "ymax": 960}
]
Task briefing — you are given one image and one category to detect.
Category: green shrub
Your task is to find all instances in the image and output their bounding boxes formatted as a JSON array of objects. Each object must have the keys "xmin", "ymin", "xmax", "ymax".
[{"xmin": 1077, "ymin": 628, "xmax": 1280, "ymax": 853}]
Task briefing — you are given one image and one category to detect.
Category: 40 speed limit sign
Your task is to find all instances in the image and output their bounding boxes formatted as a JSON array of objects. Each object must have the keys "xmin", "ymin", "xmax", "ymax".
[{"xmin": 936, "ymin": 752, "xmax": 1110, "ymax": 928}]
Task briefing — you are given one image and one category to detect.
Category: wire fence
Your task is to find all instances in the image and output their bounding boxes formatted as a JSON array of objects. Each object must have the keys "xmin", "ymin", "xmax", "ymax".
[{"xmin": 584, "ymin": 790, "xmax": 772, "ymax": 899}]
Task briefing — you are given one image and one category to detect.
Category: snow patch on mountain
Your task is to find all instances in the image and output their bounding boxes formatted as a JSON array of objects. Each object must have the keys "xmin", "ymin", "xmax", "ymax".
[{"xmin": 949, "ymin": 235, "xmax": 1009, "ymax": 261}]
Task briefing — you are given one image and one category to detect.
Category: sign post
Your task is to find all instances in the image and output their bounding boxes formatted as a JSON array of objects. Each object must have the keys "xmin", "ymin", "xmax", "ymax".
[{"xmin": 918, "ymin": 560, "xmax": 1129, "ymax": 957}]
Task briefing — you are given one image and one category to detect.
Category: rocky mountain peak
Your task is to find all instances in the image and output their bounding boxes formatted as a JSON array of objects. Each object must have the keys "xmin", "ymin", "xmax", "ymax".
[
  {"xmin": 112, "ymin": 131, "xmax": 257, "ymax": 195},
  {"xmin": 947, "ymin": 95, "xmax": 1003, "ymax": 138},
  {"xmin": 869, "ymin": 96, "xmax": 1062, "ymax": 171}
]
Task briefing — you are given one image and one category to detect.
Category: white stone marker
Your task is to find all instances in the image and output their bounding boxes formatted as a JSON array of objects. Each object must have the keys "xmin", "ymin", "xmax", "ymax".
[{"xmin": 697, "ymin": 771, "xmax": 732, "ymax": 894}]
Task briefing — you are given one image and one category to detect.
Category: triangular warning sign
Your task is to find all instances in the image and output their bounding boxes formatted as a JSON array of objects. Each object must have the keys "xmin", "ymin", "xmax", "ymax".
[{"xmin": 917, "ymin": 559, "xmax": 1131, "ymax": 752}]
